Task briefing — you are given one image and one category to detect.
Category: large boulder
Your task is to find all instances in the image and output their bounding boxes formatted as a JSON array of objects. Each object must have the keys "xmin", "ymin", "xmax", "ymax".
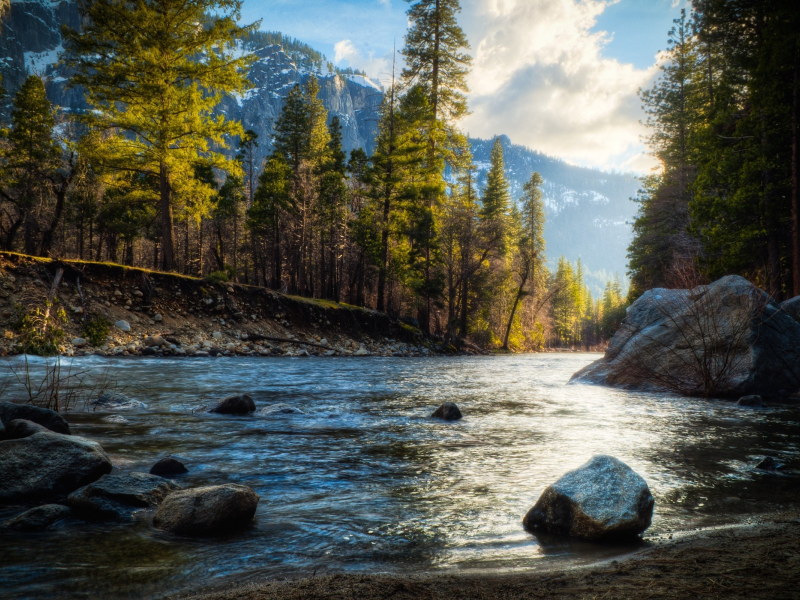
[
  {"xmin": 153, "ymin": 484, "xmax": 259, "ymax": 535},
  {"xmin": 523, "ymin": 455, "xmax": 654, "ymax": 540},
  {"xmin": 0, "ymin": 401, "xmax": 71, "ymax": 435},
  {"xmin": 209, "ymin": 394, "xmax": 255, "ymax": 415},
  {"xmin": 571, "ymin": 276, "xmax": 800, "ymax": 398},
  {"xmin": 431, "ymin": 402, "xmax": 463, "ymax": 421},
  {"xmin": 1, "ymin": 504, "xmax": 71, "ymax": 532},
  {"xmin": 92, "ymin": 392, "xmax": 146, "ymax": 411},
  {"xmin": 780, "ymin": 296, "xmax": 800, "ymax": 324},
  {"xmin": 0, "ymin": 432, "xmax": 113, "ymax": 501},
  {"xmin": 4, "ymin": 419, "xmax": 50, "ymax": 439},
  {"xmin": 68, "ymin": 472, "xmax": 179, "ymax": 519}
]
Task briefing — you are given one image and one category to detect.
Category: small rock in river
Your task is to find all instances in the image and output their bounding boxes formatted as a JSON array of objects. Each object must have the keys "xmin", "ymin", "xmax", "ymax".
[
  {"xmin": 431, "ymin": 402, "xmax": 463, "ymax": 421},
  {"xmin": 209, "ymin": 394, "xmax": 256, "ymax": 415},
  {"xmin": 737, "ymin": 395, "xmax": 764, "ymax": 407},
  {"xmin": 756, "ymin": 456, "xmax": 783, "ymax": 471},
  {"xmin": 259, "ymin": 403, "xmax": 305, "ymax": 416},
  {"xmin": 150, "ymin": 457, "xmax": 189, "ymax": 477},
  {"xmin": 93, "ymin": 393, "xmax": 146, "ymax": 411},
  {"xmin": 153, "ymin": 484, "xmax": 259, "ymax": 535},
  {"xmin": 522, "ymin": 455, "xmax": 654, "ymax": 540},
  {"xmin": 101, "ymin": 415, "xmax": 130, "ymax": 424},
  {"xmin": 1, "ymin": 504, "xmax": 71, "ymax": 532}
]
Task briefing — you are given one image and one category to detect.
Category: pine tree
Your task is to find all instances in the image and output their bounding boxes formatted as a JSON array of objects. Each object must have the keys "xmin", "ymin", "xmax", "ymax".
[
  {"xmin": 63, "ymin": 0, "xmax": 256, "ymax": 271},
  {"xmin": 400, "ymin": 0, "xmax": 472, "ymax": 124},
  {"xmin": 480, "ymin": 137, "xmax": 511, "ymax": 253}
]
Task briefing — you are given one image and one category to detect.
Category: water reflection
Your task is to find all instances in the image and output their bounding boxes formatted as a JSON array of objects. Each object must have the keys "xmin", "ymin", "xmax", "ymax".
[{"xmin": 0, "ymin": 353, "xmax": 797, "ymax": 599}]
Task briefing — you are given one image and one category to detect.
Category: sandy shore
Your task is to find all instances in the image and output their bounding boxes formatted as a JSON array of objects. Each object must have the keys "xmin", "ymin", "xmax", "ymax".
[{"xmin": 176, "ymin": 510, "xmax": 800, "ymax": 600}]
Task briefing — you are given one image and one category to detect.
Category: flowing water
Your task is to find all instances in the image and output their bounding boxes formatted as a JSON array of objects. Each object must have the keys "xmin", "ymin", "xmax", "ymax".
[{"xmin": 1, "ymin": 353, "xmax": 798, "ymax": 599}]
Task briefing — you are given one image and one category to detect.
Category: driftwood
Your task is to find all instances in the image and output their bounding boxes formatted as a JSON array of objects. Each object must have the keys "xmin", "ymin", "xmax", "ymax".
[{"xmin": 245, "ymin": 332, "xmax": 332, "ymax": 351}]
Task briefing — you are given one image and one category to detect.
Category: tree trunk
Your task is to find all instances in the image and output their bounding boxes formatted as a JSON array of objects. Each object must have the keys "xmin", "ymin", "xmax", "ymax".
[
  {"xmin": 459, "ymin": 278, "xmax": 468, "ymax": 338},
  {"xmin": 792, "ymin": 54, "xmax": 799, "ymax": 297},
  {"xmin": 502, "ymin": 266, "xmax": 529, "ymax": 351},
  {"xmin": 159, "ymin": 163, "xmax": 176, "ymax": 271}
]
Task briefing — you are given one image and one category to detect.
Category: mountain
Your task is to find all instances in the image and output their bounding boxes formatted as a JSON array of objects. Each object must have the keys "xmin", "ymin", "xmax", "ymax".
[
  {"xmin": 469, "ymin": 136, "xmax": 640, "ymax": 295},
  {"xmin": 0, "ymin": 0, "xmax": 639, "ymax": 295},
  {"xmin": 0, "ymin": 0, "xmax": 383, "ymax": 161}
]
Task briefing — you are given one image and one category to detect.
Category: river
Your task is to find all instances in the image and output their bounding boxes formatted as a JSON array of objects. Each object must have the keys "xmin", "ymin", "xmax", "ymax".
[{"xmin": 1, "ymin": 353, "xmax": 798, "ymax": 599}]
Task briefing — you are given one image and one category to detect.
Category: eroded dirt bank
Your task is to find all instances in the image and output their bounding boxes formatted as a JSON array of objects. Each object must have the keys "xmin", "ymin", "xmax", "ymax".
[
  {"xmin": 177, "ymin": 510, "xmax": 800, "ymax": 600},
  {"xmin": 0, "ymin": 252, "xmax": 448, "ymax": 358}
]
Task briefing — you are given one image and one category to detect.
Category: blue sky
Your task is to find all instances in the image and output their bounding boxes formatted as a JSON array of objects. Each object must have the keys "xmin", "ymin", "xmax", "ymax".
[{"xmin": 240, "ymin": 0, "xmax": 689, "ymax": 172}]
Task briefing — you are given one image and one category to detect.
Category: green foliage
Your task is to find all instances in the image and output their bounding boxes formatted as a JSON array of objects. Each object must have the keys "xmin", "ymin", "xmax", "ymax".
[
  {"xmin": 17, "ymin": 301, "xmax": 67, "ymax": 356},
  {"xmin": 206, "ymin": 266, "xmax": 235, "ymax": 283},
  {"xmin": 83, "ymin": 316, "xmax": 110, "ymax": 346}
]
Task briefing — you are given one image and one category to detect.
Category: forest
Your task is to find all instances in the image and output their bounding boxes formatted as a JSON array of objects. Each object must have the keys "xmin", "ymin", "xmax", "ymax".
[{"xmin": 3, "ymin": 0, "xmax": 795, "ymax": 351}]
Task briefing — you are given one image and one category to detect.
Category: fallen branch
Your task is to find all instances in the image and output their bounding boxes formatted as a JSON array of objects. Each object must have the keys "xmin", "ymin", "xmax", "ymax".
[{"xmin": 245, "ymin": 332, "xmax": 332, "ymax": 351}]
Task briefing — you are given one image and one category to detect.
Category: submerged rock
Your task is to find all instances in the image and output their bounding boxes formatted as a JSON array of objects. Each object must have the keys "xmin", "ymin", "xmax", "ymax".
[
  {"xmin": 4, "ymin": 419, "xmax": 49, "ymax": 439},
  {"xmin": 0, "ymin": 432, "xmax": 112, "ymax": 501},
  {"xmin": 209, "ymin": 394, "xmax": 255, "ymax": 415},
  {"xmin": 259, "ymin": 404, "xmax": 305, "ymax": 416},
  {"xmin": 2, "ymin": 504, "xmax": 71, "ymax": 531},
  {"xmin": 0, "ymin": 402, "xmax": 71, "ymax": 435},
  {"xmin": 431, "ymin": 402, "xmax": 463, "ymax": 421},
  {"xmin": 737, "ymin": 395, "xmax": 764, "ymax": 407},
  {"xmin": 523, "ymin": 455, "xmax": 654, "ymax": 540},
  {"xmin": 68, "ymin": 472, "xmax": 179, "ymax": 519},
  {"xmin": 153, "ymin": 484, "xmax": 259, "ymax": 535},
  {"xmin": 571, "ymin": 276, "xmax": 800, "ymax": 398},
  {"xmin": 150, "ymin": 457, "xmax": 188, "ymax": 477},
  {"xmin": 755, "ymin": 456, "xmax": 783, "ymax": 471},
  {"xmin": 92, "ymin": 392, "xmax": 146, "ymax": 411},
  {"xmin": 101, "ymin": 415, "xmax": 130, "ymax": 424}
]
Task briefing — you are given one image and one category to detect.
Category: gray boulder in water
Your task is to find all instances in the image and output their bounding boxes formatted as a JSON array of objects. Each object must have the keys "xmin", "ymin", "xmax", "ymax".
[
  {"xmin": 209, "ymin": 394, "xmax": 256, "ymax": 414},
  {"xmin": 0, "ymin": 402, "xmax": 71, "ymax": 435},
  {"xmin": 0, "ymin": 432, "xmax": 112, "ymax": 501},
  {"xmin": 93, "ymin": 392, "xmax": 146, "ymax": 411},
  {"xmin": 153, "ymin": 484, "xmax": 259, "ymax": 535},
  {"xmin": 150, "ymin": 457, "xmax": 189, "ymax": 477},
  {"xmin": 431, "ymin": 402, "xmax": 463, "ymax": 421},
  {"xmin": 68, "ymin": 472, "xmax": 180, "ymax": 520},
  {"xmin": 523, "ymin": 455, "xmax": 654, "ymax": 540},
  {"xmin": 4, "ymin": 419, "xmax": 49, "ymax": 440},
  {"xmin": 1, "ymin": 504, "xmax": 71, "ymax": 531},
  {"xmin": 570, "ymin": 276, "xmax": 800, "ymax": 398}
]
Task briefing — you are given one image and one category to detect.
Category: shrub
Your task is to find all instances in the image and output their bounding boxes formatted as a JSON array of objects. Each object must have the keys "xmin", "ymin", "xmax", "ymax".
[
  {"xmin": 83, "ymin": 316, "xmax": 111, "ymax": 346},
  {"xmin": 206, "ymin": 270, "xmax": 230, "ymax": 284},
  {"xmin": 16, "ymin": 301, "xmax": 67, "ymax": 356}
]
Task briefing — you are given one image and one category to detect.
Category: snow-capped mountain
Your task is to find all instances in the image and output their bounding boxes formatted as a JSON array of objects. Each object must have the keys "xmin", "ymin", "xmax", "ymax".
[
  {"xmin": 0, "ymin": 1, "xmax": 639, "ymax": 293},
  {"xmin": 0, "ymin": 0, "xmax": 382, "ymax": 161}
]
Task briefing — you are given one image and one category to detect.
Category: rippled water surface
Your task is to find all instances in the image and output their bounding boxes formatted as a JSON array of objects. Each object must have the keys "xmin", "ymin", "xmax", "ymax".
[{"xmin": 1, "ymin": 353, "xmax": 799, "ymax": 599}]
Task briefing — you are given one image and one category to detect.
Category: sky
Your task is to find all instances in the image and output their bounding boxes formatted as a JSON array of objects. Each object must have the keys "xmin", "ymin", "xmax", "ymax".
[{"xmin": 240, "ymin": 0, "xmax": 689, "ymax": 174}]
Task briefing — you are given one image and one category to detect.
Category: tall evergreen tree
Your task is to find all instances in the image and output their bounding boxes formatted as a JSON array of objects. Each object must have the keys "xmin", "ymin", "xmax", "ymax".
[{"xmin": 63, "ymin": 0, "xmax": 256, "ymax": 271}]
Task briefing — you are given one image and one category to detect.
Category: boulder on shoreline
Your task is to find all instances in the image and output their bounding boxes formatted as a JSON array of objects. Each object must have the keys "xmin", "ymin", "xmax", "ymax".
[
  {"xmin": 570, "ymin": 276, "xmax": 800, "ymax": 398},
  {"xmin": 210, "ymin": 394, "xmax": 256, "ymax": 415},
  {"xmin": 68, "ymin": 472, "xmax": 180, "ymax": 519},
  {"xmin": 523, "ymin": 455, "xmax": 654, "ymax": 540},
  {"xmin": 150, "ymin": 457, "xmax": 188, "ymax": 477},
  {"xmin": 0, "ymin": 432, "xmax": 113, "ymax": 501},
  {"xmin": 153, "ymin": 484, "xmax": 259, "ymax": 535},
  {"xmin": 431, "ymin": 402, "xmax": 462, "ymax": 421},
  {"xmin": 0, "ymin": 402, "xmax": 71, "ymax": 435},
  {"xmin": 1, "ymin": 504, "xmax": 71, "ymax": 531}
]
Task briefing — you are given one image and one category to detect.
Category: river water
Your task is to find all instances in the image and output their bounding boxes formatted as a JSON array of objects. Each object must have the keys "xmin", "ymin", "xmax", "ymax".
[{"xmin": 1, "ymin": 353, "xmax": 798, "ymax": 599}]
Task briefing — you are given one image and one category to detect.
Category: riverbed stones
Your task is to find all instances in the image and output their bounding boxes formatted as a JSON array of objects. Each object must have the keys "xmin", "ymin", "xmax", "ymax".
[
  {"xmin": 259, "ymin": 403, "xmax": 305, "ymax": 416},
  {"xmin": 92, "ymin": 392, "xmax": 146, "ymax": 411},
  {"xmin": 0, "ymin": 402, "xmax": 71, "ymax": 435},
  {"xmin": 523, "ymin": 455, "xmax": 654, "ymax": 541},
  {"xmin": 150, "ymin": 457, "xmax": 188, "ymax": 477},
  {"xmin": 570, "ymin": 276, "xmax": 800, "ymax": 398},
  {"xmin": 737, "ymin": 395, "xmax": 764, "ymax": 407},
  {"xmin": 153, "ymin": 484, "xmax": 259, "ymax": 535},
  {"xmin": 209, "ymin": 394, "xmax": 255, "ymax": 414},
  {"xmin": 4, "ymin": 419, "xmax": 49, "ymax": 439},
  {"xmin": 68, "ymin": 472, "xmax": 180, "ymax": 520},
  {"xmin": 431, "ymin": 402, "xmax": 463, "ymax": 421},
  {"xmin": 0, "ymin": 432, "xmax": 113, "ymax": 501},
  {"xmin": 114, "ymin": 320, "xmax": 131, "ymax": 332},
  {"xmin": 2, "ymin": 504, "xmax": 71, "ymax": 531}
]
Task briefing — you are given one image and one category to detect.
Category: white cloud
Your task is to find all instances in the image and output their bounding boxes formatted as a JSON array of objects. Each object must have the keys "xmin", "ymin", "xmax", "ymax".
[
  {"xmin": 460, "ymin": 0, "xmax": 660, "ymax": 173},
  {"xmin": 334, "ymin": 39, "xmax": 396, "ymax": 84}
]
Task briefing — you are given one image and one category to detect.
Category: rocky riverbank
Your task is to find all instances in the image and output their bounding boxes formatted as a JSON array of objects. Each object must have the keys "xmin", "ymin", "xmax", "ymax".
[
  {"xmin": 0, "ymin": 252, "xmax": 458, "ymax": 358},
  {"xmin": 178, "ymin": 509, "xmax": 800, "ymax": 600}
]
